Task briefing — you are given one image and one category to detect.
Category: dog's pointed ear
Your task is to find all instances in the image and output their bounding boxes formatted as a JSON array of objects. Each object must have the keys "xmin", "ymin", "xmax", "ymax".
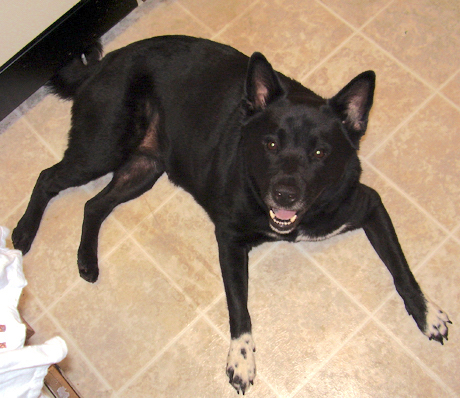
[
  {"xmin": 329, "ymin": 70, "xmax": 376, "ymax": 147},
  {"xmin": 244, "ymin": 52, "xmax": 285, "ymax": 114}
]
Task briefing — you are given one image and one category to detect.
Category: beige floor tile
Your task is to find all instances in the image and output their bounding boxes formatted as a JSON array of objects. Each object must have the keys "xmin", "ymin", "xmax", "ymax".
[
  {"xmin": 27, "ymin": 312, "xmax": 114, "ymax": 398},
  {"xmin": 360, "ymin": 167, "xmax": 447, "ymax": 268},
  {"xmin": 363, "ymin": 0, "xmax": 460, "ymax": 87},
  {"xmin": 368, "ymin": 95, "xmax": 460, "ymax": 231},
  {"xmin": 442, "ymin": 71, "xmax": 460, "ymax": 108},
  {"xmin": 178, "ymin": 0, "xmax": 257, "ymax": 34},
  {"xmin": 298, "ymin": 321, "xmax": 450, "ymax": 398},
  {"xmin": 319, "ymin": 0, "xmax": 391, "ymax": 28},
  {"xmin": 216, "ymin": 0, "xmax": 352, "ymax": 79},
  {"xmin": 103, "ymin": 1, "xmax": 213, "ymax": 53},
  {"xmin": 302, "ymin": 34, "xmax": 432, "ymax": 157},
  {"xmin": 17, "ymin": 287, "xmax": 44, "ymax": 325},
  {"xmin": 0, "ymin": 118, "xmax": 56, "ymax": 221},
  {"xmin": 376, "ymin": 238, "xmax": 460, "ymax": 394},
  {"xmin": 14, "ymin": 184, "xmax": 125, "ymax": 307},
  {"xmin": 21, "ymin": 93, "xmax": 72, "ymax": 158},
  {"xmin": 49, "ymin": 239, "xmax": 198, "ymax": 391},
  {"xmin": 299, "ymin": 231, "xmax": 400, "ymax": 313},
  {"xmin": 122, "ymin": 318, "xmax": 278, "ymax": 397},
  {"xmin": 208, "ymin": 243, "xmax": 366, "ymax": 396},
  {"xmin": 112, "ymin": 174, "xmax": 178, "ymax": 233},
  {"xmin": 131, "ymin": 189, "xmax": 223, "ymax": 309}
]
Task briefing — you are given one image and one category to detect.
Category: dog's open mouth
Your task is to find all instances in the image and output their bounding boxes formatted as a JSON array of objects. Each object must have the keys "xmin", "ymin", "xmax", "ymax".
[{"xmin": 269, "ymin": 208, "xmax": 300, "ymax": 234}]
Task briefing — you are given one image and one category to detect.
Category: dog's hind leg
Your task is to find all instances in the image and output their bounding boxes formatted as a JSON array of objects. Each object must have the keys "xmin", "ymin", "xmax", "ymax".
[
  {"xmin": 12, "ymin": 161, "xmax": 103, "ymax": 254},
  {"xmin": 77, "ymin": 151, "xmax": 164, "ymax": 282},
  {"xmin": 77, "ymin": 106, "xmax": 164, "ymax": 283}
]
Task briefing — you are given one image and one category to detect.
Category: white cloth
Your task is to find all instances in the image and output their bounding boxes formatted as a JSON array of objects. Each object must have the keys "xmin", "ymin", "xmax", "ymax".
[
  {"xmin": 0, "ymin": 337, "xmax": 68, "ymax": 398},
  {"xmin": 0, "ymin": 226, "xmax": 68, "ymax": 398},
  {"xmin": 0, "ymin": 226, "xmax": 27, "ymax": 352}
]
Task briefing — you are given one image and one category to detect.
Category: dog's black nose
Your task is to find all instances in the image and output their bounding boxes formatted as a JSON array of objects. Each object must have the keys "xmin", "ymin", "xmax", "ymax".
[{"xmin": 273, "ymin": 184, "xmax": 299, "ymax": 207}]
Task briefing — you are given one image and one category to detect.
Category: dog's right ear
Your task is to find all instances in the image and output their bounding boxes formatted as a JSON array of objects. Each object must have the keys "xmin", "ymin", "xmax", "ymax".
[{"xmin": 244, "ymin": 52, "xmax": 285, "ymax": 115}]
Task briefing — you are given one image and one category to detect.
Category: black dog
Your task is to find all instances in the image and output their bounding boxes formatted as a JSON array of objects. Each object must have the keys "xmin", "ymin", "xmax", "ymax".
[{"xmin": 12, "ymin": 36, "xmax": 451, "ymax": 394}]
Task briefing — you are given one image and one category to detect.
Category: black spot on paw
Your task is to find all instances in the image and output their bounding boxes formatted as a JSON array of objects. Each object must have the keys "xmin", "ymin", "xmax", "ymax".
[
  {"xmin": 241, "ymin": 348, "xmax": 247, "ymax": 359},
  {"xmin": 227, "ymin": 367, "xmax": 234, "ymax": 381}
]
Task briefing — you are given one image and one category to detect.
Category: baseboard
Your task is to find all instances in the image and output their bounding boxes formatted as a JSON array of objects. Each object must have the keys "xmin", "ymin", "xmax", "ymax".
[{"xmin": 0, "ymin": 0, "xmax": 138, "ymax": 122}]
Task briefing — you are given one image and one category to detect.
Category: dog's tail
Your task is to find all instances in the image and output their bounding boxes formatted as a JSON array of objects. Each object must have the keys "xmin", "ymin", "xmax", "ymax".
[{"xmin": 47, "ymin": 41, "xmax": 103, "ymax": 100}]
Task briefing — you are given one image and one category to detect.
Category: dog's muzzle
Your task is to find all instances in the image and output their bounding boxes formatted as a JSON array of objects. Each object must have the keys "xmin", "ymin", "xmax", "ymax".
[
  {"xmin": 267, "ymin": 183, "xmax": 303, "ymax": 234},
  {"xmin": 269, "ymin": 208, "xmax": 300, "ymax": 234}
]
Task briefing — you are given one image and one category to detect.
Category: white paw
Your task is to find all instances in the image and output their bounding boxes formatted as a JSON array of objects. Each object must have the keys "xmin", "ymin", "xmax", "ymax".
[
  {"xmin": 424, "ymin": 299, "xmax": 452, "ymax": 344},
  {"xmin": 226, "ymin": 333, "xmax": 256, "ymax": 394}
]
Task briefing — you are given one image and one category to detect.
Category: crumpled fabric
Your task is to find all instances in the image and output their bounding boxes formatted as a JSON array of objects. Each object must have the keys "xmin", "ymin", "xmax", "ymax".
[{"xmin": 0, "ymin": 226, "xmax": 68, "ymax": 398}]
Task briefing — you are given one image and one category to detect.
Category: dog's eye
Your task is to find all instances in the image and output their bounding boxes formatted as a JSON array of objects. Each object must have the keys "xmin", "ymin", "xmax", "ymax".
[
  {"xmin": 266, "ymin": 141, "xmax": 278, "ymax": 152},
  {"xmin": 313, "ymin": 149, "xmax": 326, "ymax": 159}
]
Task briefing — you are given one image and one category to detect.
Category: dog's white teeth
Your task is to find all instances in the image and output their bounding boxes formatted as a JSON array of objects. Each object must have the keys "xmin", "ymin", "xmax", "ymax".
[{"xmin": 270, "ymin": 209, "xmax": 297, "ymax": 227}]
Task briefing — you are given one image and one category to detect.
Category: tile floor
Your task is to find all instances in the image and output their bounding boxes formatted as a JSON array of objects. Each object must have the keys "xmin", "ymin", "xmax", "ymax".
[{"xmin": 1, "ymin": 0, "xmax": 460, "ymax": 396}]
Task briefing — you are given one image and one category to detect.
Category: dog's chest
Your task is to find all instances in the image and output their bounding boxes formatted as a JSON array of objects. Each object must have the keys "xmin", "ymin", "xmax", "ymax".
[
  {"xmin": 262, "ymin": 224, "xmax": 348, "ymax": 242},
  {"xmin": 294, "ymin": 224, "xmax": 349, "ymax": 242}
]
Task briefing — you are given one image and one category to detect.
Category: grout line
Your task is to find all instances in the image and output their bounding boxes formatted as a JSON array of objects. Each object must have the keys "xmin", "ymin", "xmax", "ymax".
[
  {"xmin": 177, "ymin": 0, "xmax": 262, "ymax": 42},
  {"xmin": 100, "ymin": 184, "xmax": 181, "ymax": 261},
  {"xmin": 361, "ymin": 90, "xmax": 436, "ymax": 161},
  {"xmin": 362, "ymin": 158, "xmax": 453, "ymax": 237},
  {"xmin": 411, "ymin": 228, "xmax": 453, "ymax": 274},
  {"xmin": 114, "ymin": 311, "xmax": 206, "ymax": 397},
  {"xmin": 299, "ymin": 32, "xmax": 357, "ymax": 84},
  {"xmin": 450, "ymin": 223, "xmax": 460, "ymax": 244},
  {"xmin": 288, "ymin": 317, "xmax": 372, "ymax": 398},
  {"xmin": 301, "ymin": 0, "xmax": 396, "ymax": 83},
  {"xmin": 294, "ymin": 239, "xmax": 456, "ymax": 397},
  {"xmin": 357, "ymin": 27, "xmax": 457, "ymax": 96},
  {"xmin": 27, "ymin": 280, "xmax": 114, "ymax": 392},
  {"xmin": 45, "ymin": 309, "xmax": 114, "ymax": 392},
  {"xmin": 29, "ymin": 279, "xmax": 81, "ymax": 326},
  {"xmin": 21, "ymin": 112, "xmax": 63, "ymax": 162},
  {"xmin": 370, "ymin": 314, "xmax": 458, "ymax": 397},
  {"xmin": 359, "ymin": 47, "xmax": 460, "ymax": 164},
  {"xmin": 210, "ymin": 0, "xmax": 262, "ymax": 41},
  {"xmin": 128, "ymin": 230, "xmax": 198, "ymax": 309},
  {"xmin": 2, "ymin": 196, "xmax": 29, "ymax": 229},
  {"xmin": 295, "ymin": 239, "xmax": 375, "ymax": 317},
  {"xmin": 175, "ymin": 0, "xmax": 215, "ymax": 36}
]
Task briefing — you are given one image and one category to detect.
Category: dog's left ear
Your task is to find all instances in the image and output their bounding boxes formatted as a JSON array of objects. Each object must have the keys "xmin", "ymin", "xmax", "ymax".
[
  {"xmin": 329, "ymin": 71, "xmax": 376, "ymax": 147},
  {"xmin": 244, "ymin": 52, "xmax": 285, "ymax": 115}
]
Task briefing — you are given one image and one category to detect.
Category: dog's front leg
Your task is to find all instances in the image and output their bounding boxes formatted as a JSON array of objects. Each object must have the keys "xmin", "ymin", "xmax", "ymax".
[
  {"xmin": 216, "ymin": 230, "xmax": 256, "ymax": 394},
  {"xmin": 362, "ymin": 195, "xmax": 451, "ymax": 343}
]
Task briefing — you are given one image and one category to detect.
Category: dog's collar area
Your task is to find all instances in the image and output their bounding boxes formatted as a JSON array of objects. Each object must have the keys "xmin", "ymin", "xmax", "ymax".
[{"xmin": 269, "ymin": 208, "xmax": 299, "ymax": 234}]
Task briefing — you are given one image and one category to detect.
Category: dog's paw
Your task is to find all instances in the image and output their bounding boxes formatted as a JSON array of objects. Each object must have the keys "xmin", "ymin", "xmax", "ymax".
[
  {"xmin": 78, "ymin": 263, "xmax": 99, "ymax": 283},
  {"xmin": 226, "ymin": 333, "xmax": 256, "ymax": 395},
  {"xmin": 77, "ymin": 251, "xmax": 99, "ymax": 283},
  {"xmin": 423, "ymin": 300, "xmax": 452, "ymax": 344},
  {"xmin": 11, "ymin": 225, "xmax": 35, "ymax": 255}
]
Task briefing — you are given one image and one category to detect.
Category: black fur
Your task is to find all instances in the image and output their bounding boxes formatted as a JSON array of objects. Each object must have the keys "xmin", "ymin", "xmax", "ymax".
[{"xmin": 12, "ymin": 36, "xmax": 450, "ymax": 394}]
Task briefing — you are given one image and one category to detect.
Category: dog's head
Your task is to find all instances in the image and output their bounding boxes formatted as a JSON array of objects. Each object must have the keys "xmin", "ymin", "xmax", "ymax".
[{"xmin": 241, "ymin": 53, "xmax": 375, "ymax": 234}]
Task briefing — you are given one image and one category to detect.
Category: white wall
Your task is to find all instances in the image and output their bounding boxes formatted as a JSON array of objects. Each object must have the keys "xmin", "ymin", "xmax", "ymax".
[{"xmin": 0, "ymin": 0, "xmax": 79, "ymax": 66}]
